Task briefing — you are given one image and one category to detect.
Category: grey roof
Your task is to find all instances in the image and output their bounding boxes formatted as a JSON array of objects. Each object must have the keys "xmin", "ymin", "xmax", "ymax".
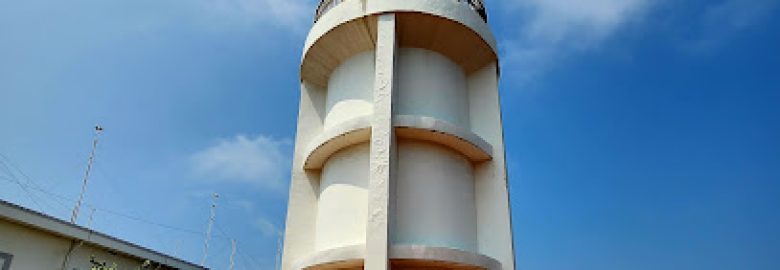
[{"xmin": 0, "ymin": 199, "xmax": 207, "ymax": 270}]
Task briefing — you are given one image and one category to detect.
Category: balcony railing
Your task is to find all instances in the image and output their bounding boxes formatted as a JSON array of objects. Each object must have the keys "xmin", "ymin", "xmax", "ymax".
[{"xmin": 314, "ymin": 0, "xmax": 488, "ymax": 22}]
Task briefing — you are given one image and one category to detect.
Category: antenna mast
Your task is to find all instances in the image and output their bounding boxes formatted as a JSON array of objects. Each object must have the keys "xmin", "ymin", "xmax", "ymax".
[
  {"xmin": 70, "ymin": 125, "xmax": 103, "ymax": 224},
  {"xmin": 201, "ymin": 193, "xmax": 219, "ymax": 266},
  {"xmin": 275, "ymin": 232, "xmax": 283, "ymax": 270},
  {"xmin": 228, "ymin": 239, "xmax": 236, "ymax": 270}
]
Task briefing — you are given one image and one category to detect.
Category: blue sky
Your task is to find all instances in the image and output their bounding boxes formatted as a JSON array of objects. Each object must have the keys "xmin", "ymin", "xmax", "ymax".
[{"xmin": 1, "ymin": 0, "xmax": 778, "ymax": 269}]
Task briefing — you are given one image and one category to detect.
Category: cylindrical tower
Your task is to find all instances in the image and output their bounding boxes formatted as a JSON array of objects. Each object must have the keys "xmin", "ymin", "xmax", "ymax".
[{"xmin": 283, "ymin": 0, "xmax": 514, "ymax": 269}]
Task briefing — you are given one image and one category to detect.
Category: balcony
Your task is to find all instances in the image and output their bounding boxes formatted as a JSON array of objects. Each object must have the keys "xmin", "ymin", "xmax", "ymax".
[{"xmin": 314, "ymin": 0, "xmax": 488, "ymax": 22}]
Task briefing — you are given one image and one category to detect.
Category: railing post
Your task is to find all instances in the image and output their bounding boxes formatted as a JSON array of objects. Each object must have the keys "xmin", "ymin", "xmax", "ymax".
[{"xmin": 315, "ymin": 0, "xmax": 488, "ymax": 22}]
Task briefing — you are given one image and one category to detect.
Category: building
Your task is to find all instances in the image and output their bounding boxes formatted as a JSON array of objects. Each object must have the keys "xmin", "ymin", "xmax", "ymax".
[
  {"xmin": 0, "ymin": 200, "xmax": 205, "ymax": 270},
  {"xmin": 282, "ymin": 0, "xmax": 514, "ymax": 269}
]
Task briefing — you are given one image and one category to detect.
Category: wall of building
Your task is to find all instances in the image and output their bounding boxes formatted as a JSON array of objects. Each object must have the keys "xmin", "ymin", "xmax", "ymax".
[
  {"xmin": 282, "ymin": 81, "xmax": 326, "ymax": 269},
  {"xmin": 0, "ymin": 219, "xmax": 149, "ymax": 270},
  {"xmin": 324, "ymin": 51, "xmax": 375, "ymax": 129},
  {"xmin": 397, "ymin": 48, "xmax": 470, "ymax": 128},
  {"xmin": 469, "ymin": 63, "xmax": 515, "ymax": 269},
  {"xmin": 285, "ymin": 0, "xmax": 515, "ymax": 268},
  {"xmin": 393, "ymin": 139, "xmax": 477, "ymax": 252},
  {"xmin": 315, "ymin": 142, "xmax": 370, "ymax": 251}
]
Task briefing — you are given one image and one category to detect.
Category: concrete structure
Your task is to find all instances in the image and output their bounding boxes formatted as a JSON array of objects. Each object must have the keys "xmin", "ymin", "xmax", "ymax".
[
  {"xmin": 283, "ymin": 0, "xmax": 514, "ymax": 269},
  {"xmin": 0, "ymin": 200, "xmax": 204, "ymax": 270}
]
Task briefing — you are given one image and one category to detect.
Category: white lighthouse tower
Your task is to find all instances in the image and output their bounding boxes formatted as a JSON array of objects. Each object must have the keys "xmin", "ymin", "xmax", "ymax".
[{"xmin": 282, "ymin": 0, "xmax": 514, "ymax": 269}]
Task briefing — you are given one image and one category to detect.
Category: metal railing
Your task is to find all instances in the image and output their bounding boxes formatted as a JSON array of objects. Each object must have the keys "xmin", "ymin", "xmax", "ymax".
[
  {"xmin": 461, "ymin": 0, "xmax": 488, "ymax": 22},
  {"xmin": 314, "ymin": 0, "xmax": 344, "ymax": 22},
  {"xmin": 314, "ymin": 0, "xmax": 488, "ymax": 22}
]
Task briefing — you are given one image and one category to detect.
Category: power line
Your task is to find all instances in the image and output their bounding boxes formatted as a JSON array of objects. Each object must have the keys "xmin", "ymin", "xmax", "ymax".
[
  {"xmin": 235, "ymin": 241, "xmax": 266, "ymax": 270},
  {"xmin": 0, "ymin": 151, "xmax": 272, "ymax": 269},
  {"xmin": 0, "ymin": 149, "xmax": 223, "ymax": 242},
  {"xmin": 0, "ymin": 155, "xmax": 64, "ymax": 214},
  {"xmin": 94, "ymin": 204, "xmax": 208, "ymax": 237},
  {"xmin": 0, "ymin": 175, "xmax": 212, "ymax": 238},
  {"xmin": 236, "ymin": 249, "xmax": 253, "ymax": 270},
  {"xmin": 0, "ymin": 153, "xmax": 55, "ymax": 195},
  {"xmin": 0, "ymin": 151, "xmax": 253, "ymax": 268},
  {"xmin": 214, "ymin": 222, "xmax": 266, "ymax": 270},
  {"xmin": 0, "ymin": 173, "xmax": 46, "ymax": 212},
  {"xmin": 0, "ymin": 172, "xmax": 80, "ymax": 211}
]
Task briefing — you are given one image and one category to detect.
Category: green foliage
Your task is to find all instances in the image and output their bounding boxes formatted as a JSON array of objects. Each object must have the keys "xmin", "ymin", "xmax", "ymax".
[
  {"xmin": 88, "ymin": 255, "xmax": 156, "ymax": 270},
  {"xmin": 138, "ymin": 260, "xmax": 152, "ymax": 270},
  {"xmin": 89, "ymin": 255, "xmax": 117, "ymax": 270}
]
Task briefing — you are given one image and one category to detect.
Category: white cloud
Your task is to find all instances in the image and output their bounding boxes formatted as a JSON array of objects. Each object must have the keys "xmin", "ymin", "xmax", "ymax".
[
  {"xmin": 190, "ymin": 135, "xmax": 291, "ymax": 189},
  {"xmin": 199, "ymin": 0, "xmax": 315, "ymax": 32},
  {"xmin": 521, "ymin": 0, "xmax": 648, "ymax": 45},
  {"xmin": 499, "ymin": 0, "xmax": 651, "ymax": 84},
  {"xmin": 703, "ymin": 0, "xmax": 775, "ymax": 32},
  {"xmin": 687, "ymin": 0, "xmax": 777, "ymax": 52},
  {"xmin": 228, "ymin": 199, "xmax": 256, "ymax": 212},
  {"xmin": 253, "ymin": 217, "xmax": 281, "ymax": 237}
]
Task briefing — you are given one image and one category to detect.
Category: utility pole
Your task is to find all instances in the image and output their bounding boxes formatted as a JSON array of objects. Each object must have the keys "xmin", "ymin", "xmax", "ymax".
[
  {"xmin": 70, "ymin": 125, "xmax": 103, "ymax": 224},
  {"xmin": 228, "ymin": 239, "xmax": 236, "ymax": 270},
  {"xmin": 275, "ymin": 232, "xmax": 283, "ymax": 270},
  {"xmin": 201, "ymin": 193, "xmax": 219, "ymax": 267},
  {"xmin": 173, "ymin": 240, "xmax": 181, "ymax": 258},
  {"xmin": 87, "ymin": 207, "xmax": 96, "ymax": 230}
]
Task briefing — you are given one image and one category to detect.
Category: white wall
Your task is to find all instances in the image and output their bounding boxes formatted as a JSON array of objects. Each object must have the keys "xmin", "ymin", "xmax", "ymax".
[
  {"xmin": 291, "ymin": 13, "xmax": 513, "ymax": 269},
  {"xmin": 392, "ymin": 140, "xmax": 477, "ymax": 252},
  {"xmin": 282, "ymin": 82, "xmax": 326, "ymax": 269},
  {"xmin": 469, "ymin": 62, "xmax": 515, "ymax": 269},
  {"xmin": 0, "ymin": 220, "xmax": 147, "ymax": 270},
  {"xmin": 397, "ymin": 48, "xmax": 470, "ymax": 128},
  {"xmin": 315, "ymin": 143, "xmax": 370, "ymax": 251},
  {"xmin": 324, "ymin": 51, "xmax": 375, "ymax": 129}
]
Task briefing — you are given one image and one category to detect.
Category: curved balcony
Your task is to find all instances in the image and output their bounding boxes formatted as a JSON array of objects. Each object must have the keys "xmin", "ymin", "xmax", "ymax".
[
  {"xmin": 314, "ymin": 0, "xmax": 487, "ymax": 22},
  {"xmin": 302, "ymin": 115, "xmax": 492, "ymax": 170}
]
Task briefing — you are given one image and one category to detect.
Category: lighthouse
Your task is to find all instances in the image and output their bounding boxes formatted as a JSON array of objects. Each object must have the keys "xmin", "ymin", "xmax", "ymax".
[{"xmin": 282, "ymin": 0, "xmax": 514, "ymax": 269}]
